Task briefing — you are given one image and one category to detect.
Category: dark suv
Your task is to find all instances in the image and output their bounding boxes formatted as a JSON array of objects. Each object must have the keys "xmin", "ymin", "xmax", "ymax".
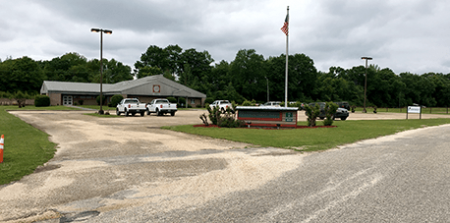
[
  {"xmin": 335, "ymin": 101, "xmax": 350, "ymax": 110},
  {"xmin": 306, "ymin": 102, "xmax": 349, "ymax": 120}
]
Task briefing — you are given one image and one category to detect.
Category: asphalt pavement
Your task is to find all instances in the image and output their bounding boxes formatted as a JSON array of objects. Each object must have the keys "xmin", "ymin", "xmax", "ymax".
[{"xmin": 93, "ymin": 124, "xmax": 450, "ymax": 222}]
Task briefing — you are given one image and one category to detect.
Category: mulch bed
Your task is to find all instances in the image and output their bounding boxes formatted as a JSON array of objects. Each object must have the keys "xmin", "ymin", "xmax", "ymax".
[{"xmin": 193, "ymin": 124, "xmax": 337, "ymax": 129}]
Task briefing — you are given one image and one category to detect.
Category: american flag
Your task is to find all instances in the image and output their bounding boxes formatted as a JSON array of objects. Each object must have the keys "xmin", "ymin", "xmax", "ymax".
[{"xmin": 281, "ymin": 14, "xmax": 289, "ymax": 35}]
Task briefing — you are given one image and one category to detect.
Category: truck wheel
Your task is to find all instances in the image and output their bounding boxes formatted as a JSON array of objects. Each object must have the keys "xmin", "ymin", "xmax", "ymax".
[
  {"xmin": 146, "ymin": 109, "xmax": 151, "ymax": 115},
  {"xmin": 171, "ymin": 112, "xmax": 175, "ymax": 116},
  {"xmin": 156, "ymin": 109, "xmax": 161, "ymax": 116},
  {"xmin": 125, "ymin": 109, "xmax": 129, "ymax": 116},
  {"xmin": 140, "ymin": 111, "xmax": 145, "ymax": 116},
  {"xmin": 132, "ymin": 113, "xmax": 136, "ymax": 116},
  {"xmin": 341, "ymin": 117, "xmax": 347, "ymax": 121},
  {"xmin": 221, "ymin": 108, "xmax": 225, "ymax": 114},
  {"xmin": 116, "ymin": 109, "xmax": 121, "ymax": 116}
]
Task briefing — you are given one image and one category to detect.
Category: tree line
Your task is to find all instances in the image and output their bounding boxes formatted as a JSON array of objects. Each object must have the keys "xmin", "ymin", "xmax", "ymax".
[{"xmin": 1, "ymin": 44, "xmax": 450, "ymax": 108}]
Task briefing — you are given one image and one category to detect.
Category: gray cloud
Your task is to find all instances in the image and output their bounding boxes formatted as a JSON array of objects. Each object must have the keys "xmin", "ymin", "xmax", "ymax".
[{"xmin": 1, "ymin": 0, "xmax": 450, "ymax": 75}]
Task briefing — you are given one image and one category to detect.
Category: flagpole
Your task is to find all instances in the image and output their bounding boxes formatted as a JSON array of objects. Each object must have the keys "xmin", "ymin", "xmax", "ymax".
[{"xmin": 285, "ymin": 6, "xmax": 289, "ymax": 108}]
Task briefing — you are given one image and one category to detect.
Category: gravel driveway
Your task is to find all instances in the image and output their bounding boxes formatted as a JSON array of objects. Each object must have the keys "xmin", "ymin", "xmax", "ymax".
[{"xmin": 1, "ymin": 110, "xmax": 449, "ymax": 222}]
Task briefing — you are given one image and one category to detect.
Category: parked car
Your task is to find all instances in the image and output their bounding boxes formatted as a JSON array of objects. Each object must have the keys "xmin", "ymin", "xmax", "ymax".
[
  {"xmin": 146, "ymin": 98, "xmax": 177, "ymax": 116},
  {"xmin": 333, "ymin": 107, "xmax": 349, "ymax": 120},
  {"xmin": 210, "ymin": 100, "xmax": 233, "ymax": 113},
  {"xmin": 335, "ymin": 101, "xmax": 350, "ymax": 110},
  {"xmin": 306, "ymin": 102, "xmax": 349, "ymax": 120},
  {"xmin": 260, "ymin": 101, "xmax": 281, "ymax": 107},
  {"xmin": 116, "ymin": 98, "xmax": 147, "ymax": 116}
]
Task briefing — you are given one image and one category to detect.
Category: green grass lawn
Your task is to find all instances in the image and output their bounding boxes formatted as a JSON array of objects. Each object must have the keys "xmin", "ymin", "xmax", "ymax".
[
  {"xmin": 2, "ymin": 105, "xmax": 80, "ymax": 111},
  {"xmin": 0, "ymin": 106, "xmax": 58, "ymax": 185},
  {"xmin": 353, "ymin": 106, "xmax": 450, "ymax": 114},
  {"xmin": 163, "ymin": 119, "xmax": 450, "ymax": 152}
]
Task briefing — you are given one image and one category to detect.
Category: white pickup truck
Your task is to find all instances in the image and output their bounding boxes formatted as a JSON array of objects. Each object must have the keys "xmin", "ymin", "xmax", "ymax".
[
  {"xmin": 146, "ymin": 98, "xmax": 177, "ymax": 116},
  {"xmin": 116, "ymin": 98, "xmax": 147, "ymax": 116},
  {"xmin": 209, "ymin": 100, "xmax": 234, "ymax": 113}
]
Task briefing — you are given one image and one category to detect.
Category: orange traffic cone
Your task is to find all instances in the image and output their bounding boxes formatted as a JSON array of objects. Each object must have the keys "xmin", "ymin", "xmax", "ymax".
[{"xmin": 0, "ymin": 134, "xmax": 4, "ymax": 163}]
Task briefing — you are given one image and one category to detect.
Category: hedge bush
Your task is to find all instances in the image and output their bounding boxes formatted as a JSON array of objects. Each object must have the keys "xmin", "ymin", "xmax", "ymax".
[
  {"xmin": 96, "ymin": 95, "xmax": 106, "ymax": 105},
  {"xmin": 35, "ymin": 95, "xmax": 50, "ymax": 107},
  {"xmin": 167, "ymin": 97, "xmax": 177, "ymax": 103},
  {"xmin": 242, "ymin": 100, "xmax": 252, "ymax": 106},
  {"xmin": 109, "ymin": 94, "xmax": 123, "ymax": 107}
]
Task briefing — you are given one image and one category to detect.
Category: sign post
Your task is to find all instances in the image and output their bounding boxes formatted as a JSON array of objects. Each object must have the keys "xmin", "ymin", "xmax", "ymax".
[{"xmin": 407, "ymin": 106, "xmax": 421, "ymax": 119}]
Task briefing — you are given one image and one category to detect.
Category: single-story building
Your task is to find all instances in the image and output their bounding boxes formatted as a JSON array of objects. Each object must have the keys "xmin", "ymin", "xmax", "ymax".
[{"xmin": 40, "ymin": 75, "xmax": 207, "ymax": 107}]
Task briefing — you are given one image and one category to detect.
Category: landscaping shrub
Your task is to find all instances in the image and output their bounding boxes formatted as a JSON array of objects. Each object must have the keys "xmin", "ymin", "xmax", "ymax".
[
  {"xmin": 109, "ymin": 94, "xmax": 123, "ymax": 107},
  {"xmin": 304, "ymin": 103, "xmax": 320, "ymax": 127},
  {"xmin": 324, "ymin": 102, "xmax": 338, "ymax": 126},
  {"xmin": 231, "ymin": 101, "xmax": 237, "ymax": 110},
  {"xmin": 207, "ymin": 106, "xmax": 220, "ymax": 125},
  {"xmin": 217, "ymin": 108, "xmax": 244, "ymax": 127},
  {"xmin": 203, "ymin": 104, "xmax": 243, "ymax": 128},
  {"xmin": 199, "ymin": 113, "xmax": 209, "ymax": 126},
  {"xmin": 35, "ymin": 95, "xmax": 50, "ymax": 107},
  {"xmin": 167, "ymin": 97, "xmax": 177, "ymax": 103},
  {"xmin": 96, "ymin": 95, "xmax": 106, "ymax": 105},
  {"xmin": 290, "ymin": 101, "xmax": 303, "ymax": 108},
  {"xmin": 242, "ymin": 100, "xmax": 252, "ymax": 106},
  {"xmin": 178, "ymin": 97, "xmax": 186, "ymax": 107}
]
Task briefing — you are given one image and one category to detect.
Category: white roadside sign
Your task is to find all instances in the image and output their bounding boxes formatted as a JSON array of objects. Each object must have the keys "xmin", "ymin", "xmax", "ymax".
[{"xmin": 407, "ymin": 106, "xmax": 421, "ymax": 114}]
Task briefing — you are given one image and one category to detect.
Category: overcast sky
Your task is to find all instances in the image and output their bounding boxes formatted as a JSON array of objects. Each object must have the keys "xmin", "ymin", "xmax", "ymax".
[{"xmin": 1, "ymin": 0, "xmax": 450, "ymax": 75}]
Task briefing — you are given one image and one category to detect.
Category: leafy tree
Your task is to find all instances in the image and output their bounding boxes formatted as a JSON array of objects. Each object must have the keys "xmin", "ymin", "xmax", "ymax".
[
  {"xmin": 103, "ymin": 59, "xmax": 133, "ymax": 83},
  {"xmin": 135, "ymin": 44, "xmax": 183, "ymax": 79},
  {"xmin": 230, "ymin": 49, "xmax": 266, "ymax": 101},
  {"xmin": 14, "ymin": 90, "xmax": 30, "ymax": 108},
  {"xmin": 267, "ymin": 53, "xmax": 317, "ymax": 102},
  {"xmin": 136, "ymin": 66, "xmax": 161, "ymax": 78},
  {"xmin": 163, "ymin": 70, "xmax": 175, "ymax": 81},
  {"xmin": 209, "ymin": 60, "xmax": 234, "ymax": 100},
  {"xmin": 0, "ymin": 56, "xmax": 45, "ymax": 94},
  {"xmin": 179, "ymin": 48, "xmax": 214, "ymax": 92}
]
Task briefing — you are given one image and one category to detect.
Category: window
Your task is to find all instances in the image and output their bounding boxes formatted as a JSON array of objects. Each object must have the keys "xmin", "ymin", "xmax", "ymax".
[{"xmin": 190, "ymin": 99, "xmax": 195, "ymax": 104}]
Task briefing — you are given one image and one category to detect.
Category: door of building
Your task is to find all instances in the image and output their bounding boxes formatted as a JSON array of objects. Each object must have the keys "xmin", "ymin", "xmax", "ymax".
[{"xmin": 63, "ymin": 95, "xmax": 73, "ymax": 105}]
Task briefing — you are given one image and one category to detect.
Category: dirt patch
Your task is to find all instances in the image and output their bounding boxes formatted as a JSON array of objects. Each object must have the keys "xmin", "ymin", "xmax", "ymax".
[{"xmin": 34, "ymin": 164, "xmax": 61, "ymax": 173}]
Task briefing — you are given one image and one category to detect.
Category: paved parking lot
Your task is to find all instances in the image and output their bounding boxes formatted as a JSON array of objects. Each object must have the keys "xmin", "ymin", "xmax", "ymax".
[
  {"xmin": 1, "ymin": 110, "xmax": 449, "ymax": 222},
  {"xmin": 0, "ymin": 110, "xmax": 301, "ymax": 222}
]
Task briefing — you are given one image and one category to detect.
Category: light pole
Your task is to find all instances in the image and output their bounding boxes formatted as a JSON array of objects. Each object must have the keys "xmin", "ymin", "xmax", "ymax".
[
  {"xmin": 91, "ymin": 28, "xmax": 112, "ymax": 114},
  {"xmin": 265, "ymin": 76, "xmax": 269, "ymax": 102},
  {"xmin": 361, "ymin": 57, "xmax": 372, "ymax": 113}
]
